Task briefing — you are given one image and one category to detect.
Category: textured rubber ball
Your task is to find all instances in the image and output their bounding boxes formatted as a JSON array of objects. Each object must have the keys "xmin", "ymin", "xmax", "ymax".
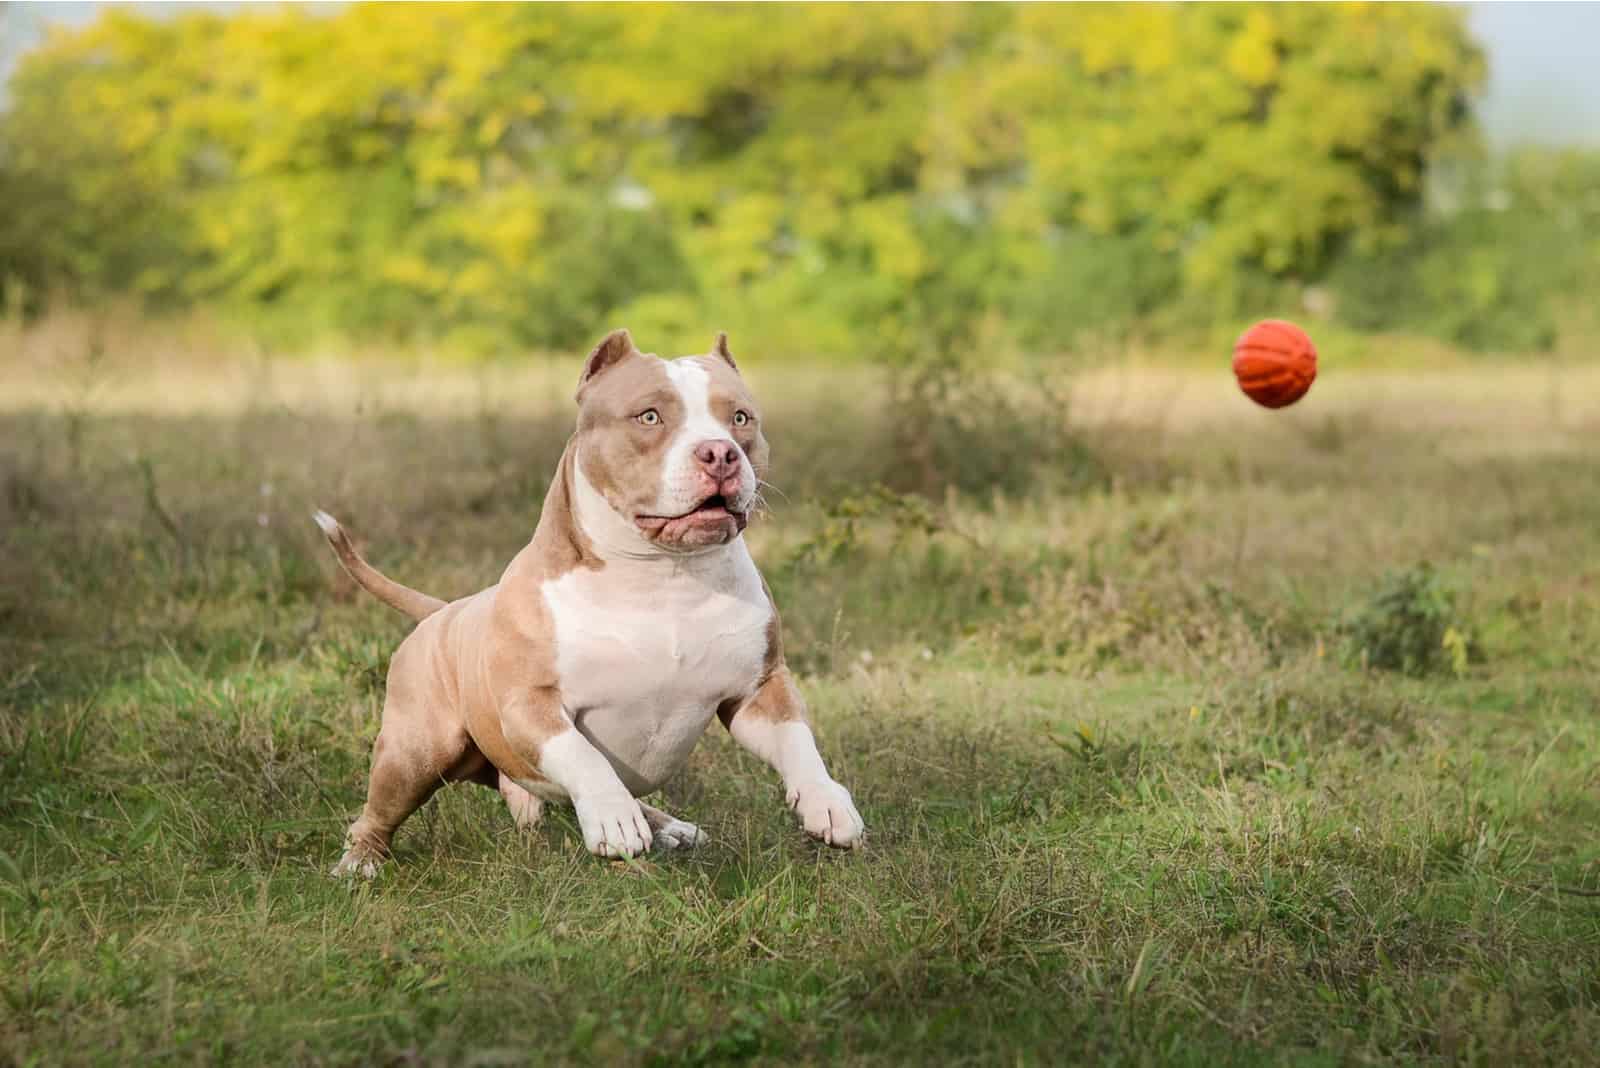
[{"xmin": 1232, "ymin": 319, "xmax": 1317, "ymax": 409}]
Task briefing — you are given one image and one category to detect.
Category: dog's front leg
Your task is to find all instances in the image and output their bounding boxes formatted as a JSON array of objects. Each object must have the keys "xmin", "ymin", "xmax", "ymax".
[
  {"xmin": 720, "ymin": 668, "xmax": 864, "ymax": 848},
  {"xmin": 502, "ymin": 690, "xmax": 653, "ymax": 858}
]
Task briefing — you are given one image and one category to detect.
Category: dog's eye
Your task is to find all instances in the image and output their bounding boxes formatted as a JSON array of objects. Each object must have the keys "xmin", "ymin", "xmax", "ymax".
[
  {"xmin": 733, "ymin": 410, "xmax": 751, "ymax": 428},
  {"xmin": 636, "ymin": 409, "xmax": 661, "ymax": 426}
]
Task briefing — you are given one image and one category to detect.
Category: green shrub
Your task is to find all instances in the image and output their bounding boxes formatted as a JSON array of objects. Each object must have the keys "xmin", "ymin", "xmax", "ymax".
[{"xmin": 1339, "ymin": 563, "xmax": 1480, "ymax": 677}]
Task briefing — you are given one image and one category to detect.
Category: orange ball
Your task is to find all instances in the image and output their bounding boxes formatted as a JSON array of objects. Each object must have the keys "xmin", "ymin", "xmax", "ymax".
[{"xmin": 1232, "ymin": 319, "xmax": 1317, "ymax": 409}]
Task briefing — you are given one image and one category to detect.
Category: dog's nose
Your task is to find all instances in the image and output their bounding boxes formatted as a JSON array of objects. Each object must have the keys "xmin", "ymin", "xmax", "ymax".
[{"xmin": 693, "ymin": 438, "xmax": 742, "ymax": 479}]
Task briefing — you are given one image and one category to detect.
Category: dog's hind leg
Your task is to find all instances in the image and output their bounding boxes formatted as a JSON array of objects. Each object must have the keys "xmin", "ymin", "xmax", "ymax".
[
  {"xmin": 333, "ymin": 721, "xmax": 466, "ymax": 878},
  {"xmin": 334, "ymin": 730, "xmax": 442, "ymax": 878},
  {"xmin": 497, "ymin": 773, "xmax": 546, "ymax": 831},
  {"xmin": 639, "ymin": 802, "xmax": 708, "ymax": 851}
]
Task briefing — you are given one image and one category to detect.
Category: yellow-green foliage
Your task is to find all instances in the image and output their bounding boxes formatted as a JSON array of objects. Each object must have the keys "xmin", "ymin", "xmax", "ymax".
[{"xmin": 0, "ymin": 3, "xmax": 1483, "ymax": 357}]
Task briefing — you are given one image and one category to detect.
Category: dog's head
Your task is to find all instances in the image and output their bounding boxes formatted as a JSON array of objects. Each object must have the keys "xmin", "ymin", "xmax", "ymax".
[{"xmin": 572, "ymin": 329, "xmax": 769, "ymax": 554}]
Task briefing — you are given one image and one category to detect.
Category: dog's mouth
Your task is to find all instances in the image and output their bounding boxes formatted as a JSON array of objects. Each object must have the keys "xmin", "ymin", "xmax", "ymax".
[{"xmin": 636, "ymin": 495, "xmax": 747, "ymax": 535}]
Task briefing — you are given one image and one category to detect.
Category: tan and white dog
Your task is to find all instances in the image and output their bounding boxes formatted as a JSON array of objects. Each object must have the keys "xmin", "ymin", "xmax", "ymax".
[{"xmin": 314, "ymin": 329, "xmax": 863, "ymax": 875}]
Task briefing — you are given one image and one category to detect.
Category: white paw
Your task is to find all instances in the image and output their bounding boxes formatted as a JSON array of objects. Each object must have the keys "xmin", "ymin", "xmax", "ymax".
[
  {"xmin": 573, "ymin": 794, "xmax": 653, "ymax": 858},
  {"xmin": 331, "ymin": 849, "xmax": 381, "ymax": 879},
  {"xmin": 786, "ymin": 779, "xmax": 865, "ymax": 849},
  {"xmin": 651, "ymin": 817, "xmax": 708, "ymax": 851}
]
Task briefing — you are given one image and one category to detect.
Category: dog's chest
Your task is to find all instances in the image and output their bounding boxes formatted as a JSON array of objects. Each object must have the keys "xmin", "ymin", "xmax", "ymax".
[{"xmin": 540, "ymin": 551, "xmax": 770, "ymax": 792}]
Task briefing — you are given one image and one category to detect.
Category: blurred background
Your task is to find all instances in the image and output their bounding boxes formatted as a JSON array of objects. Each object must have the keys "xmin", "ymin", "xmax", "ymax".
[{"xmin": 1, "ymin": 1, "xmax": 1597, "ymax": 362}]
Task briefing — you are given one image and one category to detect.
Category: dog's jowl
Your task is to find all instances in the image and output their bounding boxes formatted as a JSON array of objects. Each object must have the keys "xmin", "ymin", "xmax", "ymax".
[{"xmin": 314, "ymin": 330, "xmax": 864, "ymax": 876}]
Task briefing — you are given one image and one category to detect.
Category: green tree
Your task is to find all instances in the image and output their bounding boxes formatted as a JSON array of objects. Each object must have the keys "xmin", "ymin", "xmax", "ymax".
[{"xmin": 0, "ymin": 3, "xmax": 1487, "ymax": 358}]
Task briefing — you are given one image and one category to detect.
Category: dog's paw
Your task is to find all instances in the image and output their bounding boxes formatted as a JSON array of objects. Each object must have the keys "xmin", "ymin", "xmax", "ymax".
[
  {"xmin": 651, "ymin": 816, "xmax": 708, "ymax": 851},
  {"xmin": 786, "ymin": 779, "xmax": 864, "ymax": 849},
  {"xmin": 574, "ymin": 794, "xmax": 653, "ymax": 858},
  {"xmin": 331, "ymin": 846, "xmax": 383, "ymax": 879}
]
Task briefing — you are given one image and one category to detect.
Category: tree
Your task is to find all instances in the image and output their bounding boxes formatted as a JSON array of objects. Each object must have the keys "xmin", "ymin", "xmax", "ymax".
[{"xmin": 0, "ymin": 3, "xmax": 1486, "ymax": 357}]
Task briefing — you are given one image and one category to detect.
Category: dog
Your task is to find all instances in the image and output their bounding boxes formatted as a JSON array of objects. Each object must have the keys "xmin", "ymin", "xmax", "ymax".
[{"xmin": 314, "ymin": 329, "xmax": 863, "ymax": 875}]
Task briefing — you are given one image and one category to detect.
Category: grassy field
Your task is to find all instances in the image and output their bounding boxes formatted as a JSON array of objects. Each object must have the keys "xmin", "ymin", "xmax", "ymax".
[{"xmin": 2, "ymin": 327, "xmax": 1599, "ymax": 1065}]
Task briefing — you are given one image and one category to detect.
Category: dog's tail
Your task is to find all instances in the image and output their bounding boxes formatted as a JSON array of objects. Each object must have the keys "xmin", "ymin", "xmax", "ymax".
[{"xmin": 312, "ymin": 510, "xmax": 447, "ymax": 623}]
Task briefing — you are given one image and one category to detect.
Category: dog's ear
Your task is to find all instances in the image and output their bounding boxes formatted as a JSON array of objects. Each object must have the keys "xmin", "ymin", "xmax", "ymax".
[
  {"xmin": 711, "ymin": 331, "xmax": 737, "ymax": 371},
  {"xmin": 577, "ymin": 329, "xmax": 637, "ymax": 398}
]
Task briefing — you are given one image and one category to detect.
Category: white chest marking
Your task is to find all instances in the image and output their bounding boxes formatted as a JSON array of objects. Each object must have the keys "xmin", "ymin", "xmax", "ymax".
[{"xmin": 541, "ymin": 541, "xmax": 770, "ymax": 794}]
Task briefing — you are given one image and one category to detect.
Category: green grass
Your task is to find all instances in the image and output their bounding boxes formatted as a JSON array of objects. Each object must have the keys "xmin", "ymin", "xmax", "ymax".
[{"xmin": 3, "ymin": 342, "xmax": 1599, "ymax": 1064}]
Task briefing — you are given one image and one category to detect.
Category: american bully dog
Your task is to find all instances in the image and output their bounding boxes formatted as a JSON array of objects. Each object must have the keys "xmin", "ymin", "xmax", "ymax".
[{"xmin": 314, "ymin": 330, "xmax": 863, "ymax": 875}]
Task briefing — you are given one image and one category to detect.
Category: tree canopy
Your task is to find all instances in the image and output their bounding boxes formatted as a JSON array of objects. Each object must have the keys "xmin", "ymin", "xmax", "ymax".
[{"xmin": 0, "ymin": 3, "xmax": 1487, "ymax": 358}]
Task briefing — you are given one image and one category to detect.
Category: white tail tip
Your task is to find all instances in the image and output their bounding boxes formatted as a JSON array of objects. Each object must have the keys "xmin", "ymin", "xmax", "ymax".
[{"xmin": 311, "ymin": 509, "xmax": 341, "ymax": 536}]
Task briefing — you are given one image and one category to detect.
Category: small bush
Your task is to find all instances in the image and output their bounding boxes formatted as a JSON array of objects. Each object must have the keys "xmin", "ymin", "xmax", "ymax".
[
  {"xmin": 883, "ymin": 360, "xmax": 1104, "ymax": 500},
  {"xmin": 1339, "ymin": 563, "xmax": 1480, "ymax": 677}
]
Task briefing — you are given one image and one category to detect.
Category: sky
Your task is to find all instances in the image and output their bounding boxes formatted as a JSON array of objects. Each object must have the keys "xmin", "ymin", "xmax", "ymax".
[
  {"xmin": 2, "ymin": 1, "xmax": 1598, "ymax": 148},
  {"xmin": 1466, "ymin": 1, "xmax": 1600, "ymax": 145}
]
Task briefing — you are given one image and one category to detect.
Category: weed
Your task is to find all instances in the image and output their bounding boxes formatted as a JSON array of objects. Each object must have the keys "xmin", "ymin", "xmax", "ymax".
[{"xmin": 781, "ymin": 485, "xmax": 964, "ymax": 570}]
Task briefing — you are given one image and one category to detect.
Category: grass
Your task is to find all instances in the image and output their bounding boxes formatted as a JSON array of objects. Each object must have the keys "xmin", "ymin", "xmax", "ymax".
[{"xmin": 2, "ymin": 323, "xmax": 1599, "ymax": 1065}]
